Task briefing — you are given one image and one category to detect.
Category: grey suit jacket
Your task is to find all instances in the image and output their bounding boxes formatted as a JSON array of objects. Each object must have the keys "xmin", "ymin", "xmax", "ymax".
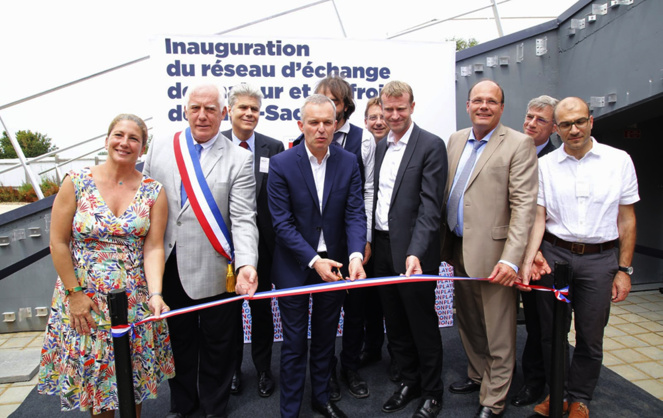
[
  {"xmin": 443, "ymin": 123, "xmax": 538, "ymax": 278},
  {"xmin": 143, "ymin": 130, "xmax": 259, "ymax": 299}
]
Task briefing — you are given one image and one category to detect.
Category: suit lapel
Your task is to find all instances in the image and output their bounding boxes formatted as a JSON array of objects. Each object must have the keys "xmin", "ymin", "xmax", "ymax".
[
  {"xmin": 466, "ymin": 124, "xmax": 505, "ymax": 189},
  {"xmin": 254, "ymin": 134, "xmax": 266, "ymax": 197},
  {"xmin": 374, "ymin": 138, "xmax": 387, "ymax": 189},
  {"xmin": 296, "ymin": 143, "xmax": 320, "ymax": 210},
  {"xmin": 390, "ymin": 124, "xmax": 418, "ymax": 205},
  {"xmin": 322, "ymin": 146, "xmax": 338, "ymax": 213},
  {"xmin": 446, "ymin": 129, "xmax": 470, "ymax": 195}
]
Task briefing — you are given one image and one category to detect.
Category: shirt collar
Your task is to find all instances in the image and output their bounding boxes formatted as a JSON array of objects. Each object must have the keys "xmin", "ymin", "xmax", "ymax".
[
  {"xmin": 536, "ymin": 138, "xmax": 550, "ymax": 155},
  {"xmin": 337, "ymin": 120, "xmax": 351, "ymax": 135},
  {"xmin": 193, "ymin": 131, "xmax": 219, "ymax": 150},
  {"xmin": 230, "ymin": 130, "xmax": 256, "ymax": 151},
  {"xmin": 304, "ymin": 141, "xmax": 331, "ymax": 165},
  {"xmin": 558, "ymin": 136, "xmax": 598, "ymax": 162},
  {"xmin": 387, "ymin": 122, "xmax": 415, "ymax": 146},
  {"xmin": 469, "ymin": 126, "xmax": 497, "ymax": 143}
]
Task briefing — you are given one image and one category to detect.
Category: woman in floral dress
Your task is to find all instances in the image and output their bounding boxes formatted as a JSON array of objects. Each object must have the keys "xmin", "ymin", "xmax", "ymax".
[{"xmin": 38, "ymin": 114, "xmax": 175, "ymax": 417}]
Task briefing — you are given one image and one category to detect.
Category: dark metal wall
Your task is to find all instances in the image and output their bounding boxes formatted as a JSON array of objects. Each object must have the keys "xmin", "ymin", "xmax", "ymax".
[{"xmin": 455, "ymin": 0, "xmax": 663, "ymax": 288}]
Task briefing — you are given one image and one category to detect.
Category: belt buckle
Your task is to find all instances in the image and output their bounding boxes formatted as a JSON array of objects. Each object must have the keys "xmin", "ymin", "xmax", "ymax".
[{"xmin": 571, "ymin": 242, "xmax": 585, "ymax": 255}]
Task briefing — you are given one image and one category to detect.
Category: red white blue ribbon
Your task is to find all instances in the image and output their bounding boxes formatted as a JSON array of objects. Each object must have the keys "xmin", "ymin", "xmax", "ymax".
[
  {"xmin": 110, "ymin": 275, "xmax": 569, "ymax": 337},
  {"xmin": 525, "ymin": 284, "xmax": 571, "ymax": 303},
  {"xmin": 173, "ymin": 128, "xmax": 234, "ymax": 261}
]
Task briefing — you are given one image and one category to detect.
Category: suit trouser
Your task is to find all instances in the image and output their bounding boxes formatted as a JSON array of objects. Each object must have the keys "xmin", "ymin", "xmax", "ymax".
[
  {"xmin": 452, "ymin": 236, "xmax": 517, "ymax": 414},
  {"xmin": 163, "ymin": 249, "xmax": 241, "ymax": 416},
  {"xmin": 234, "ymin": 237, "xmax": 275, "ymax": 374},
  {"xmin": 520, "ymin": 289, "xmax": 546, "ymax": 390},
  {"xmin": 361, "ymin": 258, "xmax": 386, "ymax": 355},
  {"xmin": 336, "ymin": 259, "xmax": 385, "ymax": 372},
  {"xmin": 539, "ymin": 240, "xmax": 616, "ymax": 405},
  {"xmin": 521, "ymin": 271, "xmax": 572, "ymax": 392},
  {"xmin": 373, "ymin": 230, "xmax": 444, "ymax": 399},
  {"xmin": 277, "ymin": 271, "xmax": 345, "ymax": 418}
]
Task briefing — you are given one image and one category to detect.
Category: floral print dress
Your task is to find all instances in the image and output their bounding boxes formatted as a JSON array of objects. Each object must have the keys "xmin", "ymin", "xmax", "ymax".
[{"xmin": 38, "ymin": 168, "xmax": 175, "ymax": 414}]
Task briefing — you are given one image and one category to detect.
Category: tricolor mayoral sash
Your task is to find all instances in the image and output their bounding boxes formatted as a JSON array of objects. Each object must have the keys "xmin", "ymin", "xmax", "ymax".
[{"xmin": 174, "ymin": 128, "xmax": 236, "ymax": 291}]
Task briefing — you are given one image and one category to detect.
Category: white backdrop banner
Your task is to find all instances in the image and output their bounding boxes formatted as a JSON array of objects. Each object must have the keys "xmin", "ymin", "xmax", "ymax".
[{"xmin": 150, "ymin": 36, "xmax": 456, "ymax": 143}]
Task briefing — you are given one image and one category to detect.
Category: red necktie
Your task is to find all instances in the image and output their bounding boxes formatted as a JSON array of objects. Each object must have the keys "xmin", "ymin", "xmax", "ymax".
[{"xmin": 239, "ymin": 141, "xmax": 250, "ymax": 151}]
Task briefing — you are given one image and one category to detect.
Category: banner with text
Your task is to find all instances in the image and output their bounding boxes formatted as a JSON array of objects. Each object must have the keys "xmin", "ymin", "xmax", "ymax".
[{"xmin": 150, "ymin": 36, "xmax": 456, "ymax": 144}]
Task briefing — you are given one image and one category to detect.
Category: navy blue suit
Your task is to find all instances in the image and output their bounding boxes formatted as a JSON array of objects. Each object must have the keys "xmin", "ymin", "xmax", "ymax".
[{"xmin": 268, "ymin": 141, "xmax": 366, "ymax": 417}]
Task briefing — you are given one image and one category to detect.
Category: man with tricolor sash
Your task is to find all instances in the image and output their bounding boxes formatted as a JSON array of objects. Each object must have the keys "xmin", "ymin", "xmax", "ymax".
[{"xmin": 144, "ymin": 82, "xmax": 259, "ymax": 418}]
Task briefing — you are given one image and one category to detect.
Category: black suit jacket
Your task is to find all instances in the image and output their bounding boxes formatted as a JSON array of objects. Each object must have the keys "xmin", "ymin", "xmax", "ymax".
[
  {"xmin": 223, "ymin": 130, "xmax": 285, "ymax": 255},
  {"xmin": 373, "ymin": 123, "xmax": 448, "ymax": 273},
  {"xmin": 537, "ymin": 138, "xmax": 557, "ymax": 158}
]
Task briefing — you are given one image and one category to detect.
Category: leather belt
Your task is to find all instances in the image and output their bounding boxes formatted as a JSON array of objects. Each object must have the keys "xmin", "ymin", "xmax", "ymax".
[{"xmin": 543, "ymin": 231, "xmax": 616, "ymax": 255}]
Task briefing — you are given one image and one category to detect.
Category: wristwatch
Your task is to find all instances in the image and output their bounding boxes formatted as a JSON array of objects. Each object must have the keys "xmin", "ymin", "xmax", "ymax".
[{"xmin": 618, "ymin": 266, "xmax": 634, "ymax": 275}]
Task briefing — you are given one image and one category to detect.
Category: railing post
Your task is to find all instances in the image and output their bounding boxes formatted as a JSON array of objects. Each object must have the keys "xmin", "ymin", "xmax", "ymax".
[
  {"xmin": 108, "ymin": 289, "xmax": 136, "ymax": 418},
  {"xmin": 550, "ymin": 261, "xmax": 571, "ymax": 418}
]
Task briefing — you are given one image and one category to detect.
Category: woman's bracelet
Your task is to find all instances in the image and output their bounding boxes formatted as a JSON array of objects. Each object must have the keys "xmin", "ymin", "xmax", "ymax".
[
  {"xmin": 148, "ymin": 292, "xmax": 163, "ymax": 300},
  {"xmin": 64, "ymin": 286, "xmax": 84, "ymax": 296}
]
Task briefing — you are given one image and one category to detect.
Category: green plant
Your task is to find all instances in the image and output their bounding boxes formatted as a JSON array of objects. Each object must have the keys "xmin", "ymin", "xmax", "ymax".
[{"xmin": 1, "ymin": 177, "xmax": 61, "ymax": 202}]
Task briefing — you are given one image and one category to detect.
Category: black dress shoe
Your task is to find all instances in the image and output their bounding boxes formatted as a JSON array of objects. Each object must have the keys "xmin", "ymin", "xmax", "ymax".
[
  {"xmin": 329, "ymin": 368, "xmax": 341, "ymax": 401},
  {"xmin": 340, "ymin": 367, "xmax": 369, "ymax": 398},
  {"xmin": 510, "ymin": 384, "xmax": 543, "ymax": 406},
  {"xmin": 474, "ymin": 405, "xmax": 504, "ymax": 417},
  {"xmin": 449, "ymin": 378, "xmax": 481, "ymax": 394},
  {"xmin": 359, "ymin": 350, "xmax": 382, "ymax": 368},
  {"xmin": 388, "ymin": 357, "xmax": 402, "ymax": 382},
  {"xmin": 312, "ymin": 400, "xmax": 348, "ymax": 418},
  {"xmin": 165, "ymin": 413, "xmax": 187, "ymax": 418},
  {"xmin": 412, "ymin": 397, "xmax": 443, "ymax": 418},
  {"xmin": 381, "ymin": 383, "xmax": 422, "ymax": 413},
  {"xmin": 230, "ymin": 370, "xmax": 242, "ymax": 395},
  {"xmin": 258, "ymin": 370, "xmax": 275, "ymax": 398}
]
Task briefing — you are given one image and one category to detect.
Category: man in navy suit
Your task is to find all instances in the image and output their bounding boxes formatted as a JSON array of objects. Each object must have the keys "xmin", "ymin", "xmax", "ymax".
[
  {"xmin": 268, "ymin": 94, "xmax": 367, "ymax": 418},
  {"xmin": 372, "ymin": 81, "xmax": 447, "ymax": 418},
  {"xmin": 511, "ymin": 95, "xmax": 561, "ymax": 408},
  {"xmin": 223, "ymin": 83, "xmax": 285, "ymax": 398}
]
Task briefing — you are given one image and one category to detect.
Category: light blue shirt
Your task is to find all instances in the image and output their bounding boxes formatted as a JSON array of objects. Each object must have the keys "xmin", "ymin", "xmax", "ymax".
[{"xmin": 448, "ymin": 128, "xmax": 495, "ymax": 236}]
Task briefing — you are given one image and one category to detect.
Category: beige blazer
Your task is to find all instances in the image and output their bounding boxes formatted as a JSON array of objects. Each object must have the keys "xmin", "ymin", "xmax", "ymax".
[
  {"xmin": 443, "ymin": 123, "xmax": 538, "ymax": 278},
  {"xmin": 144, "ymin": 130, "xmax": 259, "ymax": 299}
]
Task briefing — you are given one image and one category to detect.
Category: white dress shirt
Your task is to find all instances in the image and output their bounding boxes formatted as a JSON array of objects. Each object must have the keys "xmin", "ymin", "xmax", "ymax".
[
  {"xmin": 194, "ymin": 131, "xmax": 219, "ymax": 162},
  {"xmin": 538, "ymin": 137, "xmax": 640, "ymax": 243},
  {"xmin": 375, "ymin": 122, "xmax": 415, "ymax": 231},
  {"xmin": 304, "ymin": 143, "xmax": 363, "ymax": 268}
]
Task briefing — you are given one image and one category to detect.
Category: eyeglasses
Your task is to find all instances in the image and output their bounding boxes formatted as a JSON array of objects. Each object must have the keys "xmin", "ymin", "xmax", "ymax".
[
  {"xmin": 525, "ymin": 114, "xmax": 551, "ymax": 126},
  {"xmin": 556, "ymin": 117, "xmax": 590, "ymax": 130},
  {"xmin": 469, "ymin": 99, "xmax": 501, "ymax": 107},
  {"xmin": 367, "ymin": 115, "xmax": 385, "ymax": 122}
]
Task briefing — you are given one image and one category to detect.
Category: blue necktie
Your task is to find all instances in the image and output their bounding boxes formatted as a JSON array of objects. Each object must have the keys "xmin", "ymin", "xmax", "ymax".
[
  {"xmin": 446, "ymin": 139, "xmax": 486, "ymax": 233},
  {"xmin": 181, "ymin": 143, "xmax": 203, "ymax": 207}
]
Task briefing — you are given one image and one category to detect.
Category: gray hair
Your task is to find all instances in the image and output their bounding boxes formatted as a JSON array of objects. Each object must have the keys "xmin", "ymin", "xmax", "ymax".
[
  {"xmin": 300, "ymin": 94, "xmax": 336, "ymax": 120},
  {"xmin": 228, "ymin": 83, "xmax": 263, "ymax": 109},
  {"xmin": 184, "ymin": 82, "xmax": 226, "ymax": 109},
  {"xmin": 527, "ymin": 95, "xmax": 559, "ymax": 112}
]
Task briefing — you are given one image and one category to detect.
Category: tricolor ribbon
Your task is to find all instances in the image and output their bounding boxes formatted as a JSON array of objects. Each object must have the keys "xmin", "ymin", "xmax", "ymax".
[
  {"xmin": 524, "ymin": 283, "xmax": 571, "ymax": 303},
  {"xmin": 109, "ymin": 275, "xmax": 570, "ymax": 337},
  {"xmin": 173, "ymin": 128, "xmax": 234, "ymax": 262}
]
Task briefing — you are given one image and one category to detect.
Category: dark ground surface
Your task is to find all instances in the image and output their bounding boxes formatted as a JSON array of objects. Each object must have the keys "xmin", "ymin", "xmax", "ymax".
[{"xmin": 13, "ymin": 322, "xmax": 663, "ymax": 417}]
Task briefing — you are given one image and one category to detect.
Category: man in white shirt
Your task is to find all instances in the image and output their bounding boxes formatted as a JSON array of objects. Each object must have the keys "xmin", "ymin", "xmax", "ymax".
[
  {"xmin": 512, "ymin": 95, "xmax": 560, "ymax": 408},
  {"xmin": 519, "ymin": 96, "xmax": 639, "ymax": 418},
  {"xmin": 373, "ymin": 80, "xmax": 447, "ymax": 418}
]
